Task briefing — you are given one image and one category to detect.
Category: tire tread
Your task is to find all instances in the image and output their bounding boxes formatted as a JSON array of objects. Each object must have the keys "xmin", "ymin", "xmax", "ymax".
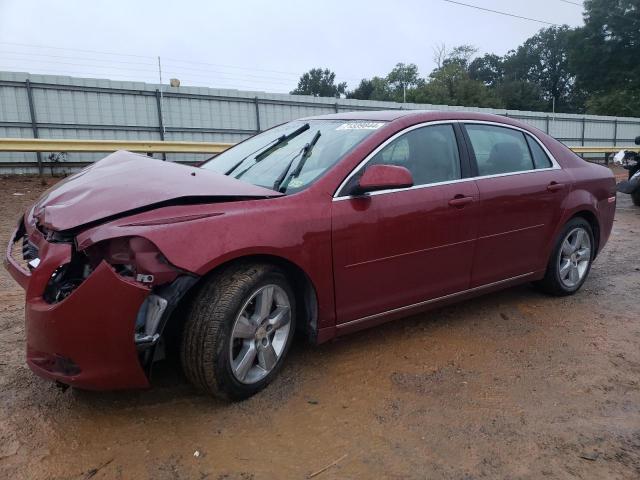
[{"xmin": 180, "ymin": 262, "xmax": 293, "ymax": 400}]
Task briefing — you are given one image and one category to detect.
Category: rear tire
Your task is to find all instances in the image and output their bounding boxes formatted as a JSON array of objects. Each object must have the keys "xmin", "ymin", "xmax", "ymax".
[
  {"xmin": 181, "ymin": 262, "xmax": 296, "ymax": 401},
  {"xmin": 535, "ymin": 218, "xmax": 595, "ymax": 296}
]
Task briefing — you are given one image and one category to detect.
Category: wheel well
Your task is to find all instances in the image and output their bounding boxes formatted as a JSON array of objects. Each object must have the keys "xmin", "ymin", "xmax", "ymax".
[
  {"xmin": 166, "ymin": 255, "xmax": 319, "ymax": 345},
  {"xmin": 571, "ymin": 210, "xmax": 600, "ymax": 256}
]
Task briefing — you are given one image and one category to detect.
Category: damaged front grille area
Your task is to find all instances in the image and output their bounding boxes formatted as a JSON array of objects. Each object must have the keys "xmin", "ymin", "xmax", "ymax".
[
  {"xmin": 9, "ymin": 220, "xmax": 40, "ymax": 273},
  {"xmin": 22, "ymin": 234, "xmax": 39, "ymax": 262},
  {"xmin": 9, "ymin": 236, "xmax": 29, "ymax": 272}
]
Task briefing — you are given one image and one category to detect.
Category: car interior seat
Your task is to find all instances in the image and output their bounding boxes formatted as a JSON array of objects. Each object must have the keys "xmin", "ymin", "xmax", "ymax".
[
  {"xmin": 485, "ymin": 142, "xmax": 528, "ymax": 175},
  {"xmin": 407, "ymin": 133, "xmax": 456, "ymax": 184}
]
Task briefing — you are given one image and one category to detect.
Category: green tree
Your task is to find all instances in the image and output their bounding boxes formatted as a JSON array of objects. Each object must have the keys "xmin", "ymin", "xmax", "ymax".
[
  {"xmin": 386, "ymin": 63, "xmax": 422, "ymax": 102},
  {"xmin": 495, "ymin": 80, "xmax": 546, "ymax": 111},
  {"xmin": 413, "ymin": 45, "xmax": 503, "ymax": 108},
  {"xmin": 504, "ymin": 26, "xmax": 581, "ymax": 112},
  {"xmin": 587, "ymin": 90, "xmax": 640, "ymax": 117},
  {"xmin": 347, "ymin": 77, "xmax": 393, "ymax": 101},
  {"xmin": 469, "ymin": 54, "xmax": 504, "ymax": 88},
  {"xmin": 290, "ymin": 68, "xmax": 347, "ymax": 98},
  {"xmin": 569, "ymin": 0, "xmax": 640, "ymax": 115}
]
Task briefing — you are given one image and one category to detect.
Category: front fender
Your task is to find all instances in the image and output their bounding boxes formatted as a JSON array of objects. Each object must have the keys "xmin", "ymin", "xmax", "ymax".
[{"xmin": 74, "ymin": 198, "xmax": 336, "ymax": 330}]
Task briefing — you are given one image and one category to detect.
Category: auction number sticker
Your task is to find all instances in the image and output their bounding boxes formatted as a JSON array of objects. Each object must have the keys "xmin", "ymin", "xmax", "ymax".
[{"xmin": 336, "ymin": 121, "xmax": 385, "ymax": 130}]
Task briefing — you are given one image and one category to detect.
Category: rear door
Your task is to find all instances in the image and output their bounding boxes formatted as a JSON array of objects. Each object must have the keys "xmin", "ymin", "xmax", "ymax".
[
  {"xmin": 331, "ymin": 123, "xmax": 480, "ymax": 324},
  {"xmin": 462, "ymin": 122, "xmax": 570, "ymax": 287}
]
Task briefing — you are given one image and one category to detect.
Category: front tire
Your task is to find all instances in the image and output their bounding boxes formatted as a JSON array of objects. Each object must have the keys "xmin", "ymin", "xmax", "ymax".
[
  {"xmin": 631, "ymin": 190, "xmax": 640, "ymax": 207},
  {"xmin": 535, "ymin": 218, "xmax": 595, "ymax": 296},
  {"xmin": 181, "ymin": 263, "xmax": 296, "ymax": 400}
]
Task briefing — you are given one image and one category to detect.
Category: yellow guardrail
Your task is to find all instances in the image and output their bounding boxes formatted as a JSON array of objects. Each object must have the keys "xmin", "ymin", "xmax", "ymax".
[
  {"xmin": 0, "ymin": 138, "xmax": 233, "ymax": 153},
  {"xmin": 0, "ymin": 138, "xmax": 638, "ymax": 156},
  {"xmin": 569, "ymin": 146, "xmax": 640, "ymax": 153}
]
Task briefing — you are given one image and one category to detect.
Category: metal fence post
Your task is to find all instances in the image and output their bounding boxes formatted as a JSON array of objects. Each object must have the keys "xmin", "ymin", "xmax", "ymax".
[
  {"xmin": 613, "ymin": 119, "xmax": 618, "ymax": 147},
  {"xmin": 154, "ymin": 89, "xmax": 167, "ymax": 160},
  {"xmin": 545, "ymin": 115, "xmax": 550, "ymax": 134},
  {"xmin": 581, "ymin": 117, "xmax": 586, "ymax": 146},
  {"xmin": 254, "ymin": 97, "xmax": 261, "ymax": 132},
  {"xmin": 334, "ymin": 102, "xmax": 339, "ymax": 113},
  {"xmin": 25, "ymin": 79, "xmax": 43, "ymax": 176}
]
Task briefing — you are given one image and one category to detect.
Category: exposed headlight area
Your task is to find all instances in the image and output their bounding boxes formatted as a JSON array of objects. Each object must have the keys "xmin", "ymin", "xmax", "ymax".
[
  {"xmin": 84, "ymin": 236, "xmax": 180, "ymax": 286},
  {"xmin": 43, "ymin": 254, "xmax": 92, "ymax": 303},
  {"xmin": 43, "ymin": 236, "xmax": 182, "ymax": 305}
]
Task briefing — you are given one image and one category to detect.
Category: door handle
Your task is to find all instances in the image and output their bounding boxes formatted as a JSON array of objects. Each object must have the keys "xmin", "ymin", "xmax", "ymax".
[
  {"xmin": 547, "ymin": 182, "xmax": 565, "ymax": 192},
  {"xmin": 448, "ymin": 195, "xmax": 474, "ymax": 208}
]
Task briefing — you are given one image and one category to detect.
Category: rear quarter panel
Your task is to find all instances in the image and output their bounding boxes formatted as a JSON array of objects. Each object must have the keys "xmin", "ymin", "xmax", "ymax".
[{"xmin": 539, "ymin": 136, "xmax": 616, "ymax": 257}]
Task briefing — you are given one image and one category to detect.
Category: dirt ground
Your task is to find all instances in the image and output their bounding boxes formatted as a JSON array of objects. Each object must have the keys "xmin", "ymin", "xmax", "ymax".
[{"xmin": 0, "ymin": 172, "xmax": 639, "ymax": 480}]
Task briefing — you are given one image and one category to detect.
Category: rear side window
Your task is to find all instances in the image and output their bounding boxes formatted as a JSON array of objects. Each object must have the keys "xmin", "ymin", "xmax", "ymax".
[
  {"xmin": 526, "ymin": 135, "xmax": 553, "ymax": 169},
  {"xmin": 465, "ymin": 124, "xmax": 534, "ymax": 176},
  {"xmin": 369, "ymin": 124, "xmax": 461, "ymax": 186}
]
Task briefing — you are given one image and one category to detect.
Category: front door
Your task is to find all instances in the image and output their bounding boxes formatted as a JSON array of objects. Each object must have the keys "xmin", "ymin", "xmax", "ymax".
[
  {"xmin": 462, "ymin": 123, "xmax": 570, "ymax": 287},
  {"xmin": 331, "ymin": 123, "xmax": 480, "ymax": 324}
]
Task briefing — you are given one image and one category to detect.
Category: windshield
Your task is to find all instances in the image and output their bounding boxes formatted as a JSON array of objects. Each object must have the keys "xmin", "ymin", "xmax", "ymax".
[{"xmin": 201, "ymin": 119, "xmax": 386, "ymax": 193}]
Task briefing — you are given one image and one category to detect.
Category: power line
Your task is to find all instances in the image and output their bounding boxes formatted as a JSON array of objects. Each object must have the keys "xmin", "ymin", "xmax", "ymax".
[
  {"xmin": 161, "ymin": 61, "xmax": 301, "ymax": 83},
  {"xmin": 0, "ymin": 62, "xmax": 294, "ymax": 89},
  {"xmin": 557, "ymin": 0, "xmax": 639, "ymax": 22},
  {"xmin": 0, "ymin": 50, "xmax": 157, "ymax": 67},
  {"xmin": 0, "ymin": 49, "xmax": 300, "ymax": 85},
  {"xmin": 162, "ymin": 70, "xmax": 295, "ymax": 87},
  {"xmin": 558, "ymin": 0, "xmax": 583, "ymax": 6},
  {"xmin": 0, "ymin": 63, "xmax": 158, "ymax": 82},
  {"xmin": 164, "ymin": 56, "xmax": 364, "ymax": 83},
  {"xmin": 0, "ymin": 41, "xmax": 359, "ymax": 87},
  {"xmin": 0, "ymin": 41, "xmax": 154, "ymax": 59},
  {"xmin": 163, "ymin": 56, "xmax": 302, "ymax": 78},
  {"xmin": 0, "ymin": 41, "xmax": 313, "ymax": 80},
  {"xmin": 440, "ymin": 0, "xmax": 558, "ymax": 25},
  {"xmin": 0, "ymin": 63, "xmax": 292, "ymax": 92},
  {"xmin": 0, "ymin": 54, "xmax": 297, "ymax": 86},
  {"xmin": 0, "ymin": 56, "xmax": 158, "ymax": 74}
]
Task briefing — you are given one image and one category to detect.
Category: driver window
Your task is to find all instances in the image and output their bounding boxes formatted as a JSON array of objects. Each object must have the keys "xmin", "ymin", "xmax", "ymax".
[{"xmin": 369, "ymin": 124, "xmax": 462, "ymax": 186}]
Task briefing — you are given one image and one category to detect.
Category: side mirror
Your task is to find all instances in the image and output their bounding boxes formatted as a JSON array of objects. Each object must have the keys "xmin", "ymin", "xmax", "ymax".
[
  {"xmin": 635, "ymin": 136, "xmax": 640, "ymax": 146},
  {"xmin": 354, "ymin": 164, "xmax": 413, "ymax": 194}
]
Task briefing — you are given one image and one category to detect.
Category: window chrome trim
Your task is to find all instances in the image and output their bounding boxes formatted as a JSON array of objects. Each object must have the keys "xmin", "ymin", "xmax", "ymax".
[
  {"xmin": 332, "ymin": 119, "xmax": 562, "ymax": 201},
  {"xmin": 464, "ymin": 119, "xmax": 560, "ymax": 170}
]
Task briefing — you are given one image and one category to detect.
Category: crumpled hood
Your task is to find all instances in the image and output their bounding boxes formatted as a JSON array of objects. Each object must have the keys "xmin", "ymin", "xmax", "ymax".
[{"xmin": 32, "ymin": 150, "xmax": 283, "ymax": 231}]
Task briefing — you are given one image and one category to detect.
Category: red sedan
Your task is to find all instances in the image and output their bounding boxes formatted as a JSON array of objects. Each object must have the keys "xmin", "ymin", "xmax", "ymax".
[{"xmin": 5, "ymin": 111, "xmax": 616, "ymax": 400}]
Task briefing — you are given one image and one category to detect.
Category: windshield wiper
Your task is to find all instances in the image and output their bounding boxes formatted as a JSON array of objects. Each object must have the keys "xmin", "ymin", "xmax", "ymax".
[
  {"xmin": 225, "ymin": 122, "xmax": 310, "ymax": 176},
  {"xmin": 273, "ymin": 130, "xmax": 321, "ymax": 193}
]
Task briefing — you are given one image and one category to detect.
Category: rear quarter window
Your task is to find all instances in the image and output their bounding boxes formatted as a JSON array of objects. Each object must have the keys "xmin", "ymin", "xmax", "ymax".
[{"xmin": 526, "ymin": 135, "xmax": 553, "ymax": 169}]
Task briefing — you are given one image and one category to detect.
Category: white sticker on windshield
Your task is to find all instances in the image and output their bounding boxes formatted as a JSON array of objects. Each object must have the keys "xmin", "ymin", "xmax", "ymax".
[{"xmin": 336, "ymin": 122, "xmax": 385, "ymax": 130}]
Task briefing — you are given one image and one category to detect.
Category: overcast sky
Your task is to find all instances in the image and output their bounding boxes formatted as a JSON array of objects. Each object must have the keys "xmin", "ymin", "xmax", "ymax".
[{"xmin": 0, "ymin": 0, "xmax": 585, "ymax": 93}]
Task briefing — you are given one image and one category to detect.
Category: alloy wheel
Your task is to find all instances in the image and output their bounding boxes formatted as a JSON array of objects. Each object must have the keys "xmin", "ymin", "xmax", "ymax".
[
  {"xmin": 229, "ymin": 284, "xmax": 292, "ymax": 384},
  {"xmin": 557, "ymin": 227, "xmax": 592, "ymax": 289}
]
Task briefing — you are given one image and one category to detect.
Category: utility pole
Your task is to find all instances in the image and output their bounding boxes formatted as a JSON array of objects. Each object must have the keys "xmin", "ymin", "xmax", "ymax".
[
  {"xmin": 157, "ymin": 56, "xmax": 166, "ymax": 136},
  {"xmin": 157, "ymin": 56, "xmax": 167, "ymax": 160}
]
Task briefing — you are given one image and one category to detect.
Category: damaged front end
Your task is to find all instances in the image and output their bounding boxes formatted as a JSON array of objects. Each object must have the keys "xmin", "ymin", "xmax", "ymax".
[{"xmin": 6, "ymin": 217, "xmax": 198, "ymax": 390}]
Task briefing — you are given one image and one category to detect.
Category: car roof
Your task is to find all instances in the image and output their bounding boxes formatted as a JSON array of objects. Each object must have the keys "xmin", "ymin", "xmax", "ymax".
[
  {"xmin": 301, "ymin": 109, "xmax": 513, "ymax": 125},
  {"xmin": 301, "ymin": 110, "xmax": 427, "ymax": 121}
]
